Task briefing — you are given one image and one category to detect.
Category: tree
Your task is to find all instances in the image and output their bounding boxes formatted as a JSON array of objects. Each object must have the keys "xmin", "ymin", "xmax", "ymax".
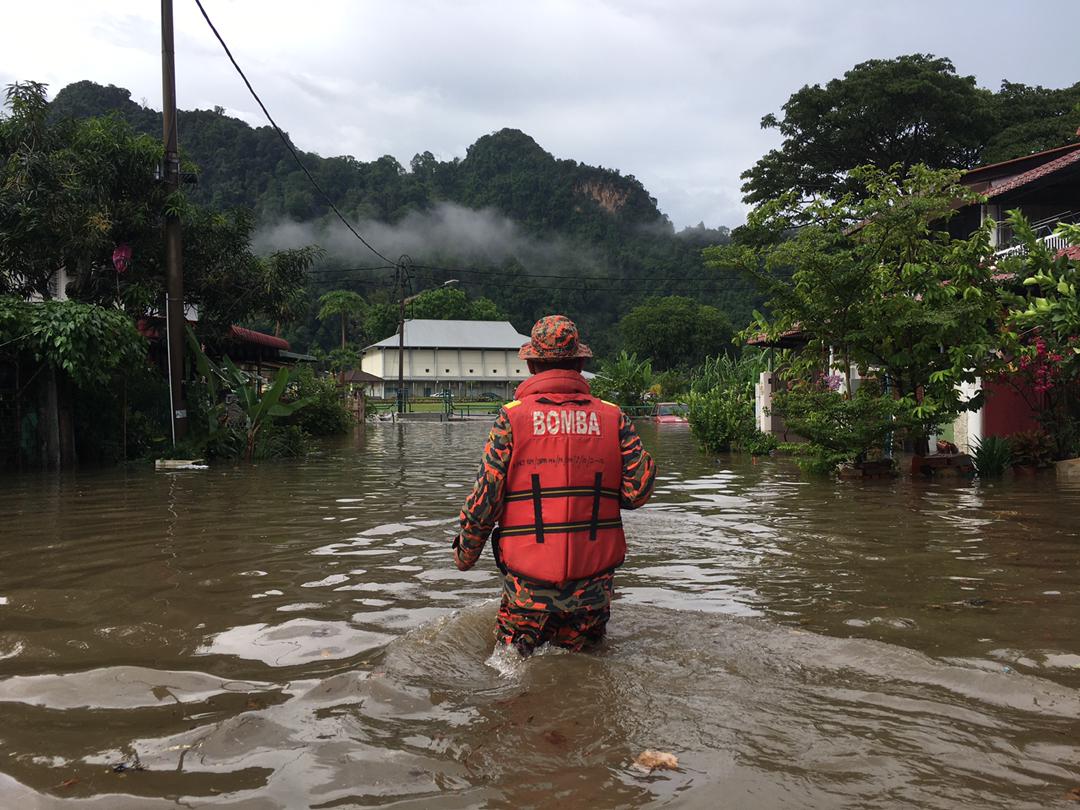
[
  {"xmin": 740, "ymin": 55, "xmax": 995, "ymax": 206},
  {"xmin": 0, "ymin": 81, "xmax": 166, "ymax": 299},
  {"xmin": 317, "ymin": 290, "xmax": 366, "ymax": 351},
  {"xmin": 0, "ymin": 82, "xmax": 314, "ymax": 336},
  {"xmin": 618, "ymin": 296, "xmax": 732, "ymax": 371},
  {"xmin": 982, "ymin": 80, "xmax": 1080, "ymax": 165},
  {"xmin": 0, "ymin": 297, "xmax": 145, "ymax": 388},
  {"xmin": 258, "ymin": 246, "xmax": 324, "ymax": 334},
  {"xmin": 709, "ymin": 165, "xmax": 1008, "ymax": 464},
  {"xmin": 0, "ymin": 81, "xmax": 321, "ymax": 468},
  {"xmin": 588, "ymin": 351, "xmax": 653, "ymax": 406},
  {"xmin": 404, "ymin": 286, "xmax": 506, "ymax": 321}
]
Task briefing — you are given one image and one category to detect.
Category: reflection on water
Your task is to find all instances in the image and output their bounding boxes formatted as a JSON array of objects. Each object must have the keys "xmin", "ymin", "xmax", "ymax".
[{"xmin": 0, "ymin": 422, "xmax": 1078, "ymax": 807}]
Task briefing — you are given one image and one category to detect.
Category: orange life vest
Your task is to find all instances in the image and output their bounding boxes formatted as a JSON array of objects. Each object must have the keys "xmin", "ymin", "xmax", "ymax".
[{"xmin": 494, "ymin": 370, "xmax": 625, "ymax": 585}]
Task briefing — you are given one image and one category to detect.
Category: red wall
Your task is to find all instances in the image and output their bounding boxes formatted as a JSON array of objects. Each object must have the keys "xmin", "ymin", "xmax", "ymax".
[{"xmin": 982, "ymin": 378, "xmax": 1042, "ymax": 437}]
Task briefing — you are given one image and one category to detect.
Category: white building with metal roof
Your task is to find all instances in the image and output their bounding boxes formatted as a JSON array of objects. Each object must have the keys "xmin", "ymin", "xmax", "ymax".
[{"xmin": 361, "ymin": 319, "xmax": 533, "ymax": 400}]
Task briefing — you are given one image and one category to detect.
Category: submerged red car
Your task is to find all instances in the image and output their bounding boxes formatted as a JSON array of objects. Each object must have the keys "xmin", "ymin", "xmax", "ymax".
[{"xmin": 653, "ymin": 402, "xmax": 689, "ymax": 424}]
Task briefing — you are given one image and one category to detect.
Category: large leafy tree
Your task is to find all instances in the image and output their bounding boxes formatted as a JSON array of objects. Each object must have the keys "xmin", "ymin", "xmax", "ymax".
[
  {"xmin": 617, "ymin": 295, "xmax": 732, "ymax": 371},
  {"xmin": 740, "ymin": 55, "xmax": 995, "ymax": 206},
  {"xmin": 982, "ymin": 80, "xmax": 1080, "ymax": 165},
  {"xmin": 0, "ymin": 81, "xmax": 315, "ymax": 336},
  {"xmin": 0, "ymin": 81, "xmax": 319, "ymax": 468},
  {"xmin": 0, "ymin": 81, "xmax": 165, "ymax": 299}
]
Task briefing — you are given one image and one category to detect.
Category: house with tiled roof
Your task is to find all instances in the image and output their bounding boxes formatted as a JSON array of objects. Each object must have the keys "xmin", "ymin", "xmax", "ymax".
[
  {"xmin": 944, "ymin": 139, "xmax": 1080, "ymax": 451},
  {"xmin": 949, "ymin": 140, "xmax": 1080, "ymax": 255}
]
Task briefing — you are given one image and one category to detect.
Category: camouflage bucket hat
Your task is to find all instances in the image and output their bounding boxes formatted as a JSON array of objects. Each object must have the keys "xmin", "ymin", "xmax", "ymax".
[{"xmin": 519, "ymin": 314, "xmax": 592, "ymax": 360}]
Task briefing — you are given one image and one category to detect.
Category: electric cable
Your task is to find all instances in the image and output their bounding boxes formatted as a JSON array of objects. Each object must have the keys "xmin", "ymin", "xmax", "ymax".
[
  {"xmin": 308, "ymin": 275, "xmax": 736, "ymax": 295},
  {"xmin": 411, "ymin": 262, "xmax": 737, "ymax": 285},
  {"xmin": 192, "ymin": 0, "xmax": 395, "ymax": 266}
]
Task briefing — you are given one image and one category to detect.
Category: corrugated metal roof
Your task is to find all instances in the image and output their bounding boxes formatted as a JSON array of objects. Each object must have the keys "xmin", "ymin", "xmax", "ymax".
[{"xmin": 364, "ymin": 320, "xmax": 530, "ymax": 350}]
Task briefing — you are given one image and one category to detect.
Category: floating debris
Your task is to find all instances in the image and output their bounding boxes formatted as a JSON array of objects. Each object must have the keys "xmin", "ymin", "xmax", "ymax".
[{"xmin": 632, "ymin": 750, "xmax": 679, "ymax": 773}]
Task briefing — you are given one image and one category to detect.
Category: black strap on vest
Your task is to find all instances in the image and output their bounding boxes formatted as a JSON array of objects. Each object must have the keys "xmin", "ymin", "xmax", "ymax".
[
  {"xmin": 489, "ymin": 527, "xmax": 508, "ymax": 574},
  {"xmin": 531, "ymin": 474, "xmax": 545, "ymax": 544},
  {"xmin": 589, "ymin": 471, "xmax": 603, "ymax": 541}
]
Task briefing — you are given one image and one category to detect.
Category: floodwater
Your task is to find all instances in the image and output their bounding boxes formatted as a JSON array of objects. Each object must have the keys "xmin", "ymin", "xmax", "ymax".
[{"xmin": 0, "ymin": 423, "xmax": 1078, "ymax": 809}]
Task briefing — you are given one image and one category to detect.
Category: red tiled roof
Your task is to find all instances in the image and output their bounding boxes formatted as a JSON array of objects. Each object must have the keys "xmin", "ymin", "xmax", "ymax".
[
  {"xmin": 962, "ymin": 141, "xmax": 1080, "ymax": 184},
  {"xmin": 228, "ymin": 325, "xmax": 290, "ymax": 350},
  {"xmin": 746, "ymin": 327, "xmax": 806, "ymax": 347},
  {"xmin": 980, "ymin": 147, "xmax": 1080, "ymax": 200},
  {"xmin": 136, "ymin": 319, "xmax": 288, "ymax": 351}
]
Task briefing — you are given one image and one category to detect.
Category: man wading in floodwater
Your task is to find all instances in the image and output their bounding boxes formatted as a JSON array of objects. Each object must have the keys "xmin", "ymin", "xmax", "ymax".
[{"xmin": 452, "ymin": 315, "xmax": 657, "ymax": 656}]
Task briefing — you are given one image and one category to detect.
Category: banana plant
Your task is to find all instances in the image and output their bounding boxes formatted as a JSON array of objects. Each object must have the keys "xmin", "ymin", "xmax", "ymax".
[
  {"xmin": 186, "ymin": 328, "xmax": 314, "ymax": 461},
  {"xmin": 220, "ymin": 357, "xmax": 313, "ymax": 461}
]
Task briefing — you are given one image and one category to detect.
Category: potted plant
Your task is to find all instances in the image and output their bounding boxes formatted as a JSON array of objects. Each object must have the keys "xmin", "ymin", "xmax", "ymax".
[{"xmin": 1007, "ymin": 429, "xmax": 1055, "ymax": 474}]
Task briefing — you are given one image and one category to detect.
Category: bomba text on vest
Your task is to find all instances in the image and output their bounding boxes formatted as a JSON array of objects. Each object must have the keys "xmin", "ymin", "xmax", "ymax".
[{"xmin": 532, "ymin": 409, "xmax": 602, "ymax": 436}]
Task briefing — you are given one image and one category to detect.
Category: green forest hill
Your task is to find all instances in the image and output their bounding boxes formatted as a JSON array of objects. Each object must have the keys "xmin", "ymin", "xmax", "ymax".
[
  {"xmin": 48, "ymin": 60, "xmax": 1080, "ymax": 360},
  {"xmin": 50, "ymin": 80, "xmax": 743, "ymax": 357}
]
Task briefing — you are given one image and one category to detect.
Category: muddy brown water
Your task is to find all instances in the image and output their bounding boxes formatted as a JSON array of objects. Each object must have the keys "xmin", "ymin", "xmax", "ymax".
[{"xmin": 0, "ymin": 422, "xmax": 1078, "ymax": 809}]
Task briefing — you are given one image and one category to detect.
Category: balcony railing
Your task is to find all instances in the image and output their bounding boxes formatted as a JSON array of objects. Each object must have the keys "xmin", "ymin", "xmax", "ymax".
[
  {"xmin": 994, "ymin": 232, "xmax": 1072, "ymax": 259},
  {"xmin": 993, "ymin": 210, "xmax": 1078, "ymax": 259}
]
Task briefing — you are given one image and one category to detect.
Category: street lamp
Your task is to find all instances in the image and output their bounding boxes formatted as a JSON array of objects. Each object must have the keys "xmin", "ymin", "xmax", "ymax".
[{"xmin": 396, "ymin": 266, "xmax": 458, "ymax": 414}]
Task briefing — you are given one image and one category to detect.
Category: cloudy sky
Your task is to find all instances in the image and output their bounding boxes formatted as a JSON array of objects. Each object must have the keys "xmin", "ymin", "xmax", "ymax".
[{"xmin": 3, "ymin": 1, "xmax": 1078, "ymax": 228}]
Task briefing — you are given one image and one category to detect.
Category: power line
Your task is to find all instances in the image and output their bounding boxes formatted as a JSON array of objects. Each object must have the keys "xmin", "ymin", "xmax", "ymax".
[
  {"xmin": 307, "ymin": 271, "xmax": 734, "ymax": 295},
  {"xmin": 307, "ymin": 264, "xmax": 396, "ymax": 275},
  {"xmin": 192, "ymin": 0, "xmax": 394, "ymax": 266},
  {"xmin": 306, "ymin": 262, "xmax": 741, "ymax": 293},
  {"xmin": 411, "ymin": 262, "xmax": 738, "ymax": 285}
]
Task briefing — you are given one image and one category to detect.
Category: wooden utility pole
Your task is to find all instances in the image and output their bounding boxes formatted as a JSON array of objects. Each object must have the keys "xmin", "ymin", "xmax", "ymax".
[
  {"xmin": 162, "ymin": 0, "xmax": 188, "ymax": 443},
  {"xmin": 396, "ymin": 256, "xmax": 411, "ymax": 415}
]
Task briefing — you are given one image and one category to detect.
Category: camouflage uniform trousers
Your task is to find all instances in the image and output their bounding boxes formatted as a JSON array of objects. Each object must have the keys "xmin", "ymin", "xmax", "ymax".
[{"xmin": 493, "ymin": 570, "xmax": 614, "ymax": 656}]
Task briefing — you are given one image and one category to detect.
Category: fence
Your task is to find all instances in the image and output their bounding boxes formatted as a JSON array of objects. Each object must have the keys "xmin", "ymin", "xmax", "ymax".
[{"xmin": 363, "ymin": 398, "xmax": 658, "ymax": 421}]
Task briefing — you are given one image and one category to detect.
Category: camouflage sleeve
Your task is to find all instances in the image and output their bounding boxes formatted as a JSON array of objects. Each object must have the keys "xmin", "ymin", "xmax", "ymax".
[
  {"xmin": 618, "ymin": 411, "xmax": 656, "ymax": 509},
  {"xmin": 454, "ymin": 407, "xmax": 513, "ymax": 570}
]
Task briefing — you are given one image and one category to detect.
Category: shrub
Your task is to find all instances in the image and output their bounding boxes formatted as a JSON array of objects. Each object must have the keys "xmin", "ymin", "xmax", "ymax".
[
  {"xmin": 253, "ymin": 423, "xmax": 309, "ymax": 460},
  {"xmin": 972, "ymin": 436, "xmax": 1011, "ymax": 477},
  {"xmin": 687, "ymin": 351, "xmax": 774, "ymax": 455},
  {"xmin": 590, "ymin": 351, "xmax": 653, "ymax": 406},
  {"xmin": 287, "ymin": 365, "xmax": 353, "ymax": 436},
  {"xmin": 772, "ymin": 380, "xmax": 909, "ymax": 474},
  {"xmin": 688, "ymin": 386, "xmax": 752, "ymax": 453},
  {"xmin": 1007, "ymin": 429, "xmax": 1055, "ymax": 468},
  {"xmin": 741, "ymin": 429, "xmax": 778, "ymax": 457},
  {"xmin": 690, "ymin": 352, "xmax": 768, "ymax": 396}
]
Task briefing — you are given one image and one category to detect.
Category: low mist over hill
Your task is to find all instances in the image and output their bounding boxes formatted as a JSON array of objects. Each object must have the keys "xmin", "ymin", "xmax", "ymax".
[{"xmin": 50, "ymin": 80, "xmax": 748, "ymax": 355}]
